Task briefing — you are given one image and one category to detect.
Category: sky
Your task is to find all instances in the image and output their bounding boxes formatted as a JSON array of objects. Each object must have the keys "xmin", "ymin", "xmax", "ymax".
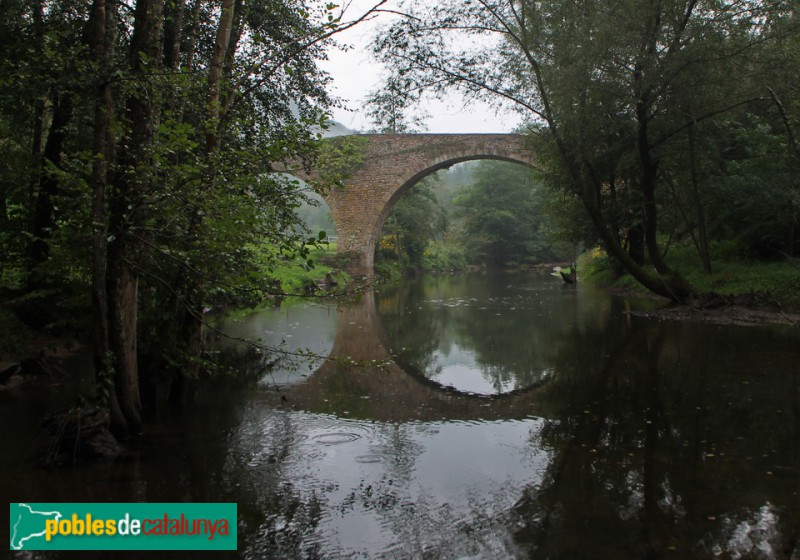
[{"xmin": 318, "ymin": 0, "xmax": 524, "ymax": 134}]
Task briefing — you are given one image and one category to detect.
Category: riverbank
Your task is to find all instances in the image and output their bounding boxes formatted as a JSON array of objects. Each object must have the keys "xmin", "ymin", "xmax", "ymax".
[
  {"xmin": 576, "ymin": 247, "xmax": 800, "ymax": 327},
  {"xmin": 0, "ymin": 305, "xmax": 80, "ymax": 367},
  {"xmin": 632, "ymin": 297, "xmax": 800, "ymax": 327},
  {"xmin": 258, "ymin": 241, "xmax": 350, "ymax": 296},
  {"xmin": 609, "ymin": 286, "xmax": 800, "ymax": 327}
]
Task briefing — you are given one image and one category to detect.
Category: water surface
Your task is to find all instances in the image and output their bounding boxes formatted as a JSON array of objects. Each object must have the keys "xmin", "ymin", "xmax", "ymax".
[{"xmin": 2, "ymin": 270, "xmax": 798, "ymax": 559}]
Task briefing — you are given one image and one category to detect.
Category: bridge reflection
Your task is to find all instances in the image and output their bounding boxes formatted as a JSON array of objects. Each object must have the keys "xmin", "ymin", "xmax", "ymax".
[{"xmin": 267, "ymin": 291, "xmax": 556, "ymax": 422}]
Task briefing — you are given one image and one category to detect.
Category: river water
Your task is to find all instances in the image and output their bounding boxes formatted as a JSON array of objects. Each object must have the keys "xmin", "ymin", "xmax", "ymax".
[{"xmin": 3, "ymin": 271, "xmax": 799, "ymax": 559}]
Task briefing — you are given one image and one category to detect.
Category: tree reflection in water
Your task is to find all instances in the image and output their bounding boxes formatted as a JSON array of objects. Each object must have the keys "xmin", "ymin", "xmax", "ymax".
[
  {"xmin": 222, "ymin": 271, "xmax": 800, "ymax": 558},
  {"xmin": 18, "ymin": 272, "xmax": 793, "ymax": 559},
  {"xmin": 379, "ymin": 272, "xmax": 616, "ymax": 395},
  {"xmin": 508, "ymin": 317, "xmax": 799, "ymax": 559}
]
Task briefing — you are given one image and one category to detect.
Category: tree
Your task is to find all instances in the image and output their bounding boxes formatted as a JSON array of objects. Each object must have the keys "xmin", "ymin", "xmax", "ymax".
[
  {"xmin": 455, "ymin": 161, "xmax": 561, "ymax": 266},
  {"xmin": 0, "ymin": 0, "xmax": 96, "ymax": 276},
  {"xmin": 114, "ymin": 0, "xmax": 389, "ymax": 435},
  {"xmin": 364, "ymin": 77, "xmax": 429, "ymax": 133},
  {"xmin": 88, "ymin": 0, "xmax": 118, "ymax": 434},
  {"xmin": 378, "ymin": 177, "xmax": 444, "ymax": 268},
  {"xmin": 0, "ymin": 0, "xmax": 390, "ymax": 439},
  {"xmin": 374, "ymin": 0, "xmax": 799, "ymax": 301}
]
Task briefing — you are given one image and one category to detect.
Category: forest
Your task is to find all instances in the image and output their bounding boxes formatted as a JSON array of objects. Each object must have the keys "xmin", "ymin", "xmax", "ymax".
[
  {"xmin": 0, "ymin": 0, "xmax": 389, "ymax": 441},
  {"xmin": 0, "ymin": 0, "xmax": 798, "ymax": 448},
  {"xmin": 374, "ymin": 160, "xmax": 578, "ymax": 275}
]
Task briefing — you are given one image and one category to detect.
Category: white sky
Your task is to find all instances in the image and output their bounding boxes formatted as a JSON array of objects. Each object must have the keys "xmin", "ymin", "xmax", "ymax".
[{"xmin": 319, "ymin": 0, "xmax": 524, "ymax": 134}]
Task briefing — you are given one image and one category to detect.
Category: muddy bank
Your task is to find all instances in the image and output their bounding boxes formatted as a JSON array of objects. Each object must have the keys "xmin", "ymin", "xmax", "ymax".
[{"xmin": 631, "ymin": 292, "xmax": 800, "ymax": 327}]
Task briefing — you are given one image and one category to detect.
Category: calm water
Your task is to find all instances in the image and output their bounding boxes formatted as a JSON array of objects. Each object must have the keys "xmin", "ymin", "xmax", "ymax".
[{"xmin": 2, "ymin": 271, "xmax": 799, "ymax": 559}]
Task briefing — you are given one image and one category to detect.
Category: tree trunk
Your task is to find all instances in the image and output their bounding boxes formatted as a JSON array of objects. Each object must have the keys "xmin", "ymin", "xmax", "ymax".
[
  {"xmin": 632, "ymin": 5, "xmax": 682, "ymax": 280},
  {"xmin": 28, "ymin": 5, "xmax": 99, "ymax": 273},
  {"xmin": 107, "ymin": 255, "xmax": 142, "ymax": 436},
  {"xmin": 581, "ymin": 178, "xmax": 693, "ymax": 302},
  {"xmin": 182, "ymin": 0, "xmax": 205, "ymax": 71},
  {"xmin": 767, "ymin": 87, "xmax": 800, "ymax": 258},
  {"xmin": 163, "ymin": 0, "xmax": 184, "ymax": 69},
  {"xmin": 687, "ymin": 120, "xmax": 712, "ymax": 272},
  {"xmin": 627, "ymin": 224, "xmax": 645, "ymax": 266},
  {"xmin": 177, "ymin": 0, "xmax": 236, "ymax": 383},
  {"xmin": 636, "ymin": 103, "xmax": 676, "ymax": 277},
  {"xmin": 205, "ymin": 0, "xmax": 235, "ymax": 156},
  {"xmin": 105, "ymin": 0, "xmax": 165, "ymax": 437},
  {"xmin": 223, "ymin": 0, "xmax": 245, "ymax": 78},
  {"xmin": 28, "ymin": 0, "xmax": 46, "ymax": 210},
  {"xmin": 89, "ymin": 0, "xmax": 126, "ymax": 435},
  {"xmin": 28, "ymin": 93, "xmax": 72, "ymax": 270}
]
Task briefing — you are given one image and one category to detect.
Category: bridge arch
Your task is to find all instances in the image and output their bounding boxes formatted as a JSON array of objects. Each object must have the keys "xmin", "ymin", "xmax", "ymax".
[{"xmin": 319, "ymin": 134, "xmax": 535, "ymax": 276}]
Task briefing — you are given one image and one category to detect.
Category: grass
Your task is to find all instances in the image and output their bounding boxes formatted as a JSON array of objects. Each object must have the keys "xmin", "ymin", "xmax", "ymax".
[
  {"xmin": 682, "ymin": 259, "xmax": 800, "ymax": 308},
  {"xmin": 221, "ymin": 242, "xmax": 351, "ymax": 321},
  {"xmin": 578, "ymin": 243, "xmax": 800, "ymax": 310},
  {"xmin": 263, "ymin": 241, "xmax": 350, "ymax": 296}
]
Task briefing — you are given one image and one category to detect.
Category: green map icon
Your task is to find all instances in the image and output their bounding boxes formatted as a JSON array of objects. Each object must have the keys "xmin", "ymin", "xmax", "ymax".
[{"xmin": 9, "ymin": 503, "xmax": 62, "ymax": 550}]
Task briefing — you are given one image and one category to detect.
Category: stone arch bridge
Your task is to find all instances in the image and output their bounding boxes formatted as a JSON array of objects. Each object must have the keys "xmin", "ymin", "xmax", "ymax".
[{"xmin": 303, "ymin": 133, "xmax": 535, "ymax": 276}]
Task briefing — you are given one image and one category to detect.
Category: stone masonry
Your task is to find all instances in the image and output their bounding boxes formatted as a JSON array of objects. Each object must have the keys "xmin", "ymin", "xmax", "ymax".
[{"xmin": 320, "ymin": 133, "xmax": 535, "ymax": 276}]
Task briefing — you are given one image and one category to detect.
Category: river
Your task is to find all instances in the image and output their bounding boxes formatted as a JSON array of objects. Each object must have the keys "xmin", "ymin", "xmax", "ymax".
[{"xmin": 3, "ymin": 270, "xmax": 799, "ymax": 559}]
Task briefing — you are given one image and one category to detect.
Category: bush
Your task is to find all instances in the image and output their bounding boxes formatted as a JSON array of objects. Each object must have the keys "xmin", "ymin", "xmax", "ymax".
[
  {"xmin": 422, "ymin": 240, "xmax": 468, "ymax": 272},
  {"xmin": 576, "ymin": 246, "xmax": 620, "ymax": 286}
]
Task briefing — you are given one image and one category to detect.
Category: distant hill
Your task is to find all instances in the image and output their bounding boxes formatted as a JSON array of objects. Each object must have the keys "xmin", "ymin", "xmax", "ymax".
[{"xmin": 322, "ymin": 120, "xmax": 356, "ymax": 137}]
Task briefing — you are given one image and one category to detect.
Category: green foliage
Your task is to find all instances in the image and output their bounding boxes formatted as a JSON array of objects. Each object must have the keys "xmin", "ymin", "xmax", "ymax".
[
  {"xmin": 576, "ymin": 247, "xmax": 622, "ymax": 287},
  {"xmin": 696, "ymin": 115, "xmax": 799, "ymax": 259},
  {"xmin": 422, "ymin": 237, "xmax": 469, "ymax": 272},
  {"xmin": 375, "ymin": 160, "xmax": 574, "ymax": 274},
  {"xmin": 0, "ymin": 0, "xmax": 384, "ymax": 400},
  {"xmin": 373, "ymin": 259, "xmax": 403, "ymax": 281},
  {"xmin": 377, "ymin": 177, "xmax": 445, "ymax": 268},
  {"xmin": 580, "ymin": 242, "xmax": 800, "ymax": 309},
  {"xmin": 665, "ymin": 243, "xmax": 800, "ymax": 308},
  {"xmin": 374, "ymin": 0, "xmax": 800, "ymax": 299},
  {"xmin": 255, "ymin": 242, "xmax": 349, "ymax": 297},
  {"xmin": 455, "ymin": 161, "xmax": 565, "ymax": 266},
  {"xmin": 314, "ymin": 135, "xmax": 369, "ymax": 186},
  {"xmin": 0, "ymin": 0, "xmax": 97, "ymax": 282},
  {"xmin": 363, "ymin": 77, "xmax": 429, "ymax": 133}
]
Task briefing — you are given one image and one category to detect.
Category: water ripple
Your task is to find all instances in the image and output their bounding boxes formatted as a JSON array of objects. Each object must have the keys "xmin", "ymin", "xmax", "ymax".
[
  {"xmin": 312, "ymin": 432, "xmax": 362, "ymax": 445},
  {"xmin": 354, "ymin": 454, "xmax": 384, "ymax": 464}
]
